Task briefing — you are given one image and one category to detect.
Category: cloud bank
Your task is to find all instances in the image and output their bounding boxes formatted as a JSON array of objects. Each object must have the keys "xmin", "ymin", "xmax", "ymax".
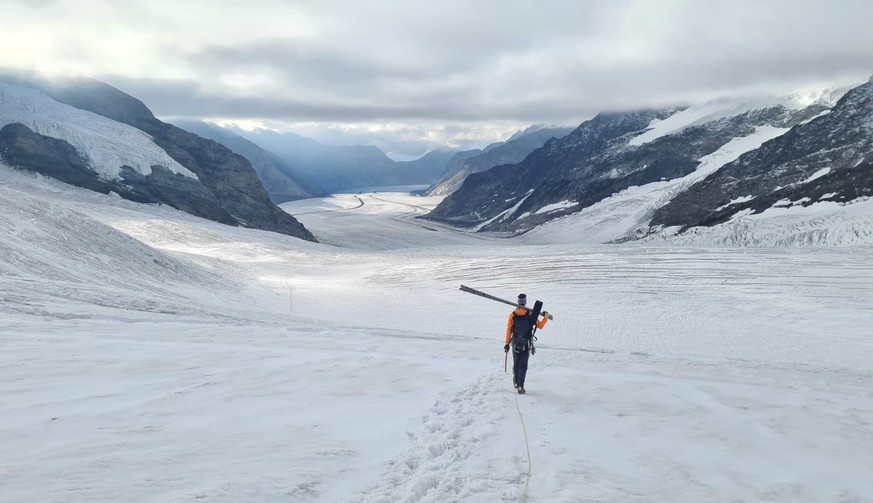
[{"xmin": 2, "ymin": 0, "xmax": 872, "ymax": 155}]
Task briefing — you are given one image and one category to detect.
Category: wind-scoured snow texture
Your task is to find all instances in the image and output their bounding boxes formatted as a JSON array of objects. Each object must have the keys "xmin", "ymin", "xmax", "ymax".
[
  {"xmin": 0, "ymin": 165, "xmax": 229, "ymax": 318},
  {"xmin": 643, "ymin": 197, "xmax": 873, "ymax": 247},
  {"xmin": 0, "ymin": 82, "xmax": 195, "ymax": 180}
]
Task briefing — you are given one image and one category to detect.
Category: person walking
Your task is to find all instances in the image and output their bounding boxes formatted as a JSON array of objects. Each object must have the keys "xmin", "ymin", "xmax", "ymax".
[{"xmin": 503, "ymin": 293, "xmax": 549, "ymax": 394}]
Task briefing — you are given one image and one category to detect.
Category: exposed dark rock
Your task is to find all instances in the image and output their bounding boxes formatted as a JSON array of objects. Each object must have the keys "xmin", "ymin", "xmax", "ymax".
[
  {"xmin": 150, "ymin": 122, "xmax": 315, "ymax": 239},
  {"xmin": 651, "ymin": 78, "xmax": 873, "ymax": 231},
  {"xmin": 0, "ymin": 122, "xmax": 237, "ymax": 225},
  {"xmin": 0, "ymin": 122, "xmax": 108, "ymax": 193}
]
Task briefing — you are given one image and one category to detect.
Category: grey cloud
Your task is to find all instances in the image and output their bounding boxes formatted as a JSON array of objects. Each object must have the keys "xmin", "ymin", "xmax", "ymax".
[
  {"xmin": 29, "ymin": 0, "xmax": 873, "ymax": 150},
  {"xmin": 2, "ymin": 0, "xmax": 59, "ymax": 7},
  {"xmin": 103, "ymin": 75, "xmax": 450, "ymax": 121},
  {"xmin": 168, "ymin": 1, "xmax": 870, "ymax": 121}
]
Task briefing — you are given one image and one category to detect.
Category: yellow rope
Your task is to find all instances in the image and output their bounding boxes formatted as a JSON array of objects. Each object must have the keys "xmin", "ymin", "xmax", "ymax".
[{"xmin": 515, "ymin": 392, "xmax": 532, "ymax": 502}]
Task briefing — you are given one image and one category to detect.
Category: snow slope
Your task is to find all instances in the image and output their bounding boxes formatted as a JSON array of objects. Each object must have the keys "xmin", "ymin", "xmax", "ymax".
[
  {"xmin": 0, "ymin": 82, "xmax": 195, "ymax": 180},
  {"xmin": 520, "ymin": 121, "xmax": 873, "ymax": 248},
  {"xmin": 2, "ymin": 168, "xmax": 872, "ymax": 502},
  {"xmin": 522, "ymin": 126, "xmax": 790, "ymax": 245},
  {"xmin": 629, "ymin": 87, "xmax": 849, "ymax": 147}
]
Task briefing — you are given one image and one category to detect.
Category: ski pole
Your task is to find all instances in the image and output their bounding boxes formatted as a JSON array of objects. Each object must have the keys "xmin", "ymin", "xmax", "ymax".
[{"xmin": 504, "ymin": 350, "xmax": 508, "ymax": 373}]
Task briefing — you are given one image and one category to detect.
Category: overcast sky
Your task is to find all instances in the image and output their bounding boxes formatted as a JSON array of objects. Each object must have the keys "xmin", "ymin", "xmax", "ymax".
[{"xmin": 2, "ymin": 0, "xmax": 872, "ymax": 158}]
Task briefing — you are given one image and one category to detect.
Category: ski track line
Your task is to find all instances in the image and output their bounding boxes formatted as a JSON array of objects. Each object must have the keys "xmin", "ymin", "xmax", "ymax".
[
  {"xmin": 286, "ymin": 195, "xmax": 365, "ymax": 216},
  {"xmin": 354, "ymin": 372, "xmax": 526, "ymax": 503},
  {"xmin": 367, "ymin": 194, "xmax": 430, "ymax": 214},
  {"xmin": 367, "ymin": 193, "xmax": 498, "ymax": 242}
]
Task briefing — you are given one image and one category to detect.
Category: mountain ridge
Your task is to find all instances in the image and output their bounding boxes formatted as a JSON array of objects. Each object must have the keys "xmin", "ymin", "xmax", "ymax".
[
  {"xmin": 426, "ymin": 124, "xmax": 574, "ymax": 196},
  {"xmin": 424, "ymin": 82, "xmax": 868, "ymax": 245},
  {"xmin": 0, "ymin": 73, "xmax": 316, "ymax": 241},
  {"xmin": 650, "ymin": 77, "xmax": 873, "ymax": 232},
  {"xmin": 169, "ymin": 119, "xmax": 325, "ymax": 203}
]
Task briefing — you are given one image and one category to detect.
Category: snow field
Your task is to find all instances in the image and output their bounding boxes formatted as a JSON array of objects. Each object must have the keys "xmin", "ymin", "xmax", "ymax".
[{"xmin": 2, "ymin": 170, "xmax": 873, "ymax": 502}]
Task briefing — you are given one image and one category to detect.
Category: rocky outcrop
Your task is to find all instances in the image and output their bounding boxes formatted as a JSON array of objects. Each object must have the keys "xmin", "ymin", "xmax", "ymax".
[
  {"xmin": 150, "ymin": 123, "xmax": 316, "ymax": 239},
  {"xmin": 0, "ymin": 122, "xmax": 107, "ymax": 193}
]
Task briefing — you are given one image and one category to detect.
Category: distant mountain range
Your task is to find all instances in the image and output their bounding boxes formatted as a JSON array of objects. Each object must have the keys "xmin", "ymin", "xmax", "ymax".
[
  {"xmin": 0, "ymin": 71, "xmax": 565, "ymax": 241},
  {"xmin": 223, "ymin": 126, "xmax": 455, "ymax": 195},
  {"xmin": 424, "ymin": 79, "xmax": 872, "ymax": 245},
  {"xmin": 3, "ymin": 69, "xmax": 871, "ymax": 247},
  {"xmin": 427, "ymin": 125, "xmax": 574, "ymax": 196},
  {"xmin": 176, "ymin": 120, "xmax": 566, "ymax": 199},
  {"xmin": 169, "ymin": 119, "xmax": 326, "ymax": 203}
]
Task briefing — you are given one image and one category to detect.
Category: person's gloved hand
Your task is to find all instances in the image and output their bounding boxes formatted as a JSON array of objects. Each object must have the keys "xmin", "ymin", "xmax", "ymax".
[
  {"xmin": 531, "ymin": 346, "xmax": 536, "ymax": 355},
  {"xmin": 504, "ymin": 344, "xmax": 510, "ymax": 353}
]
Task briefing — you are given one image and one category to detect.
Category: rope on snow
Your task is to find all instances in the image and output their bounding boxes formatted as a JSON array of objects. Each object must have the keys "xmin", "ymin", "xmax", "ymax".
[{"xmin": 514, "ymin": 392, "xmax": 533, "ymax": 502}]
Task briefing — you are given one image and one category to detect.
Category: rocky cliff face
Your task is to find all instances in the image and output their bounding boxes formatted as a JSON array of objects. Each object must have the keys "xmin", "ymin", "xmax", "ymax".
[
  {"xmin": 149, "ymin": 123, "xmax": 316, "ymax": 239},
  {"xmin": 651, "ymin": 78, "xmax": 873, "ymax": 231},
  {"xmin": 0, "ymin": 75, "xmax": 315, "ymax": 241}
]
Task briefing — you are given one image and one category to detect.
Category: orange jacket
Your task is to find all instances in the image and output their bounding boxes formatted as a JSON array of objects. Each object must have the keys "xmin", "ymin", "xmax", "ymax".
[{"xmin": 505, "ymin": 307, "xmax": 548, "ymax": 344}]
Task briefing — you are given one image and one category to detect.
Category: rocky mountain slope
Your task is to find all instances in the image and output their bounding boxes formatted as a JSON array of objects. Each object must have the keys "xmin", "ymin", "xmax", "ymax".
[
  {"xmin": 0, "ymin": 74, "xmax": 315, "ymax": 241},
  {"xmin": 426, "ymin": 125, "xmax": 573, "ymax": 196},
  {"xmin": 425, "ymin": 84, "xmax": 856, "ymax": 242},
  {"xmin": 650, "ymin": 78, "xmax": 873, "ymax": 232},
  {"xmin": 425, "ymin": 108, "xmax": 684, "ymax": 228},
  {"xmin": 170, "ymin": 119, "xmax": 324, "ymax": 203}
]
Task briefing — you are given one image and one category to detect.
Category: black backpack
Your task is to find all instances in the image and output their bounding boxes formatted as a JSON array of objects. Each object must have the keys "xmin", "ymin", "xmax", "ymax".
[{"xmin": 511, "ymin": 312, "xmax": 535, "ymax": 349}]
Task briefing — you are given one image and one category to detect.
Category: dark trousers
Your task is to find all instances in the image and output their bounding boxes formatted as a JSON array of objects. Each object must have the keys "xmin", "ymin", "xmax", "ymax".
[{"xmin": 512, "ymin": 345, "xmax": 530, "ymax": 388}]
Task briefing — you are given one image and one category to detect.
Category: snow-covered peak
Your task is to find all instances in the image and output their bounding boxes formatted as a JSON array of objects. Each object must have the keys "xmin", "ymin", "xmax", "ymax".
[
  {"xmin": 0, "ymin": 82, "xmax": 196, "ymax": 181},
  {"xmin": 782, "ymin": 85, "xmax": 852, "ymax": 109},
  {"xmin": 628, "ymin": 85, "xmax": 852, "ymax": 147}
]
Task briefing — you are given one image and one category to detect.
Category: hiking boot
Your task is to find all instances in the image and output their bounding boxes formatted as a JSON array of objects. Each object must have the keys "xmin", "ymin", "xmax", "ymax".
[{"xmin": 517, "ymin": 388, "xmax": 525, "ymax": 394}]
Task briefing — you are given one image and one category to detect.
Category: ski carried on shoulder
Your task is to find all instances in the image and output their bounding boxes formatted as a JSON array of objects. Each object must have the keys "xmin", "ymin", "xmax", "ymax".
[{"xmin": 459, "ymin": 285, "xmax": 553, "ymax": 320}]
